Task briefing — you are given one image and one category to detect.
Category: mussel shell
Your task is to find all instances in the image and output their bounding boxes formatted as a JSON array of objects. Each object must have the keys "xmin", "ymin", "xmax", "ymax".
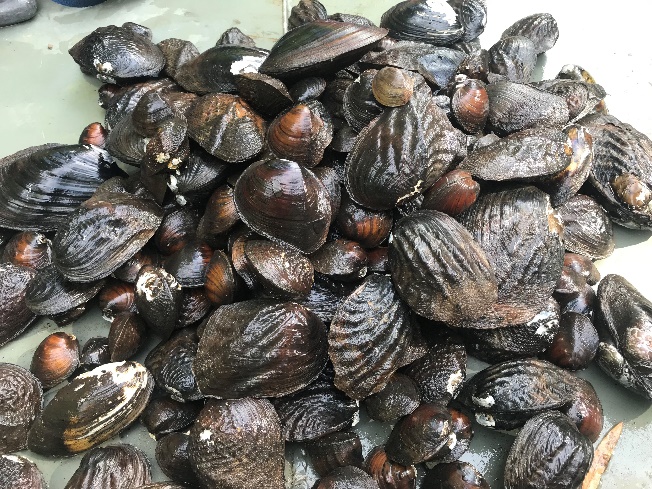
[
  {"xmin": 176, "ymin": 289, "xmax": 212, "ymax": 328},
  {"xmin": 454, "ymin": 0, "xmax": 487, "ymax": 41},
  {"xmin": 158, "ymin": 38, "xmax": 200, "ymax": 79},
  {"xmin": 0, "ymin": 363, "xmax": 42, "ymax": 454},
  {"xmin": 194, "ymin": 300, "xmax": 327, "ymax": 398},
  {"xmin": 216, "ymin": 26, "xmax": 257, "ymax": 47},
  {"xmin": 306, "ymin": 431, "xmax": 364, "ymax": 477},
  {"xmin": 155, "ymin": 432, "xmax": 200, "ymax": 487},
  {"xmin": 310, "ymin": 239, "xmax": 367, "ymax": 282},
  {"xmin": 314, "ymin": 466, "xmax": 379, "ymax": 489},
  {"xmin": 535, "ymin": 79, "xmax": 606, "ymax": 122},
  {"xmin": 203, "ymin": 250, "xmax": 238, "ymax": 306},
  {"xmin": 299, "ymin": 278, "xmax": 344, "ymax": 324},
  {"xmin": 313, "ymin": 165, "xmax": 342, "ymax": 223},
  {"xmin": 234, "ymin": 72, "xmax": 293, "ymax": 118},
  {"xmin": 421, "ymin": 169, "xmax": 479, "ymax": 216},
  {"xmin": 544, "ymin": 312, "xmax": 599, "ymax": 371},
  {"xmin": 416, "ymin": 48, "xmax": 466, "ymax": 88},
  {"xmin": 64, "ymin": 444, "xmax": 152, "ymax": 489},
  {"xmin": 335, "ymin": 193, "xmax": 393, "ymax": 248},
  {"xmin": 27, "ymin": 361, "xmax": 154, "ymax": 456},
  {"xmin": 30, "ymin": 332, "xmax": 80, "ymax": 390},
  {"xmin": 141, "ymin": 397, "xmax": 202, "ymax": 438},
  {"xmin": 163, "ymin": 240, "xmax": 213, "ymax": 288},
  {"xmin": 501, "ymin": 13, "xmax": 559, "ymax": 54},
  {"xmin": 364, "ymin": 445, "xmax": 416, "ymax": 489},
  {"xmin": 558, "ymin": 195, "xmax": 614, "ymax": 259},
  {"xmin": 503, "ymin": 411, "xmax": 593, "ymax": 489},
  {"xmin": 363, "ymin": 373, "xmax": 421, "ymax": 422},
  {"xmin": 380, "ymin": 0, "xmax": 464, "ymax": 46},
  {"xmin": 0, "ymin": 263, "xmax": 37, "ymax": 347},
  {"xmin": 188, "ymin": 398, "xmax": 284, "ymax": 489},
  {"xmin": 488, "ymin": 35, "xmax": 537, "ymax": 84},
  {"xmin": 153, "ymin": 208, "xmax": 198, "ymax": 257},
  {"xmin": 103, "ymin": 79, "xmax": 178, "ymax": 131},
  {"xmin": 171, "ymin": 145, "xmax": 230, "ymax": 205},
  {"xmin": 289, "ymin": 76, "xmax": 327, "ymax": 102},
  {"xmin": 132, "ymin": 91, "xmax": 176, "ymax": 138},
  {"xmin": 134, "ymin": 265, "xmax": 183, "ymax": 340},
  {"xmin": 342, "ymin": 69, "xmax": 384, "ymax": 132},
  {"xmin": 197, "ymin": 185, "xmax": 239, "ymax": 246},
  {"xmin": 0, "ymin": 454, "xmax": 46, "ymax": 488},
  {"xmin": 259, "ymin": 21, "xmax": 388, "ymax": 80},
  {"xmin": 422, "ymin": 461, "xmax": 489, "ymax": 489},
  {"xmin": 1, "ymin": 231, "xmax": 52, "ymax": 270},
  {"xmin": 105, "ymin": 115, "xmax": 148, "ymax": 166},
  {"xmin": 288, "ymin": 0, "xmax": 328, "ymax": 29},
  {"xmin": 108, "ymin": 313, "xmax": 147, "ymax": 362},
  {"xmin": 79, "ymin": 337, "xmax": 111, "ymax": 373},
  {"xmin": 0, "ymin": 144, "xmax": 123, "ymax": 232},
  {"xmin": 113, "ymin": 247, "xmax": 160, "ymax": 284}
]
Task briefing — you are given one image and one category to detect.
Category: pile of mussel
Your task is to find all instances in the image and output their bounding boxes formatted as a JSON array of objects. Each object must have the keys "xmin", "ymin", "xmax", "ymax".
[{"xmin": 2, "ymin": 0, "xmax": 652, "ymax": 487}]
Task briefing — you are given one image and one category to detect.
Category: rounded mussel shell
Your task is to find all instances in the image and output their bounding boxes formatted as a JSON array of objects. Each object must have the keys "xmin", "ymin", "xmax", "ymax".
[
  {"xmin": 105, "ymin": 115, "xmax": 148, "ymax": 166},
  {"xmin": 488, "ymin": 35, "xmax": 537, "ymax": 83},
  {"xmin": 203, "ymin": 249, "xmax": 238, "ymax": 306},
  {"xmin": 258, "ymin": 20, "xmax": 388, "ymax": 80},
  {"xmin": 156, "ymin": 432, "xmax": 200, "ymax": 487},
  {"xmin": 342, "ymin": 69, "xmax": 384, "ymax": 132},
  {"xmin": 314, "ymin": 466, "xmax": 379, "ymax": 489},
  {"xmin": 335, "ymin": 193, "xmax": 393, "ymax": 248},
  {"xmin": 27, "ymin": 361, "xmax": 153, "ymax": 456},
  {"xmin": 189, "ymin": 398, "xmax": 284, "ymax": 489},
  {"xmin": 30, "ymin": 332, "xmax": 80, "ymax": 390},
  {"xmin": 501, "ymin": 13, "xmax": 559, "ymax": 54},
  {"xmin": 364, "ymin": 445, "xmax": 416, "ymax": 489},
  {"xmin": 557, "ymin": 194, "xmax": 614, "ymax": 259},
  {"xmin": 363, "ymin": 372, "xmax": 421, "ymax": 422},
  {"xmin": 380, "ymin": 0, "xmax": 464, "ymax": 46},
  {"xmin": 288, "ymin": 0, "xmax": 328, "ymax": 29},
  {"xmin": 157, "ymin": 38, "xmax": 200, "ymax": 79},
  {"xmin": 163, "ymin": 239, "xmax": 213, "ymax": 288},
  {"xmin": 0, "ymin": 454, "xmax": 47, "ymax": 489},
  {"xmin": 0, "ymin": 363, "xmax": 42, "ymax": 454},
  {"xmin": 79, "ymin": 337, "xmax": 111, "ymax": 373},
  {"xmin": 65, "ymin": 444, "xmax": 152, "ymax": 489},
  {"xmin": 329, "ymin": 274, "xmax": 427, "ymax": 399},
  {"xmin": 421, "ymin": 169, "xmax": 479, "ymax": 216},
  {"xmin": 543, "ymin": 311, "xmax": 599, "ymax": 371},
  {"xmin": 372, "ymin": 66, "xmax": 414, "ymax": 107},
  {"xmin": 131, "ymin": 91, "xmax": 176, "ymax": 138},
  {"xmin": 98, "ymin": 279, "xmax": 137, "ymax": 321},
  {"xmin": 451, "ymin": 78, "xmax": 488, "ymax": 134},
  {"xmin": 0, "ymin": 144, "xmax": 124, "ymax": 232},
  {"xmin": 503, "ymin": 411, "xmax": 593, "ymax": 489},
  {"xmin": 306, "ymin": 431, "xmax": 364, "ymax": 477},
  {"xmin": 1, "ymin": 231, "xmax": 52, "ymax": 270},
  {"xmin": 0, "ymin": 263, "xmax": 37, "ymax": 347},
  {"xmin": 234, "ymin": 72, "xmax": 293, "ymax": 119},
  {"xmin": 135, "ymin": 265, "xmax": 183, "ymax": 340},
  {"xmin": 141, "ymin": 397, "xmax": 202, "ymax": 438},
  {"xmin": 309, "ymin": 238, "xmax": 367, "ymax": 282},
  {"xmin": 422, "ymin": 461, "xmax": 489, "ymax": 489}
]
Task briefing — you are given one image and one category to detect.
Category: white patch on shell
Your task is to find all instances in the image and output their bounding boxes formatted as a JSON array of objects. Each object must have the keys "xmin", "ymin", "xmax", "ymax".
[
  {"xmin": 447, "ymin": 432, "xmax": 457, "ymax": 450},
  {"xmin": 93, "ymin": 59, "xmax": 114, "ymax": 74},
  {"xmin": 472, "ymin": 394, "xmax": 495, "ymax": 408},
  {"xmin": 168, "ymin": 158, "xmax": 182, "ymax": 170},
  {"xmin": 446, "ymin": 370, "xmax": 464, "ymax": 395},
  {"xmin": 475, "ymin": 412, "xmax": 495, "ymax": 427},
  {"xmin": 536, "ymin": 319, "xmax": 557, "ymax": 336},
  {"xmin": 136, "ymin": 269, "xmax": 181, "ymax": 302},
  {"xmin": 199, "ymin": 429, "xmax": 213, "ymax": 442},
  {"xmin": 176, "ymin": 195, "xmax": 187, "ymax": 206},
  {"xmin": 396, "ymin": 180, "xmax": 424, "ymax": 205},
  {"xmin": 3, "ymin": 455, "xmax": 21, "ymax": 463},
  {"xmin": 168, "ymin": 174, "xmax": 178, "ymax": 193},
  {"xmin": 351, "ymin": 410, "xmax": 360, "ymax": 427},
  {"xmin": 424, "ymin": 0, "xmax": 458, "ymax": 23},
  {"xmin": 156, "ymin": 152, "xmax": 170, "ymax": 164},
  {"xmin": 230, "ymin": 55, "xmax": 264, "ymax": 75}
]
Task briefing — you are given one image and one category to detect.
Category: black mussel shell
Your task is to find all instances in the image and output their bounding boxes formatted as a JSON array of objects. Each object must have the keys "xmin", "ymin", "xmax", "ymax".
[
  {"xmin": 27, "ymin": 362, "xmax": 153, "ymax": 456},
  {"xmin": 235, "ymin": 73, "xmax": 293, "ymax": 118},
  {"xmin": 314, "ymin": 466, "xmax": 379, "ymax": 489},
  {"xmin": 0, "ymin": 144, "xmax": 123, "ymax": 232},
  {"xmin": 364, "ymin": 373, "xmax": 421, "ymax": 422},
  {"xmin": 453, "ymin": 0, "xmax": 487, "ymax": 41},
  {"xmin": 154, "ymin": 207, "xmax": 199, "ymax": 256},
  {"xmin": 1, "ymin": 231, "xmax": 52, "ymax": 270},
  {"xmin": 422, "ymin": 461, "xmax": 489, "ymax": 489},
  {"xmin": 329, "ymin": 13, "xmax": 375, "ymax": 26},
  {"xmin": 259, "ymin": 21, "xmax": 388, "ymax": 80},
  {"xmin": 108, "ymin": 312, "xmax": 147, "ymax": 362},
  {"xmin": 488, "ymin": 35, "xmax": 537, "ymax": 84},
  {"xmin": 329, "ymin": 274, "xmax": 426, "ymax": 399},
  {"xmin": 113, "ymin": 246, "xmax": 160, "ymax": 283},
  {"xmin": 306, "ymin": 431, "xmax": 364, "ymax": 477},
  {"xmin": 176, "ymin": 289, "xmax": 212, "ymax": 328},
  {"xmin": 299, "ymin": 278, "xmax": 344, "ymax": 324},
  {"xmin": 64, "ymin": 444, "xmax": 152, "ymax": 489},
  {"xmin": 156, "ymin": 432, "xmax": 200, "ymax": 487},
  {"xmin": 359, "ymin": 40, "xmax": 443, "ymax": 72},
  {"xmin": 0, "ymin": 454, "xmax": 46, "ymax": 488},
  {"xmin": 163, "ymin": 240, "xmax": 213, "ymax": 288},
  {"xmin": 289, "ymin": 76, "xmax": 327, "ymax": 102},
  {"xmin": 558, "ymin": 194, "xmax": 614, "ymax": 259},
  {"xmin": 135, "ymin": 265, "xmax": 183, "ymax": 340},
  {"xmin": 69, "ymin": 24, "xmax": 165, "ymax": 83},
  {"xmin": 312, "ymin": 165, "xmax": 342, "ymax": 223},
  {"xmin": 216, "ymin": 26, "xmax": 256, "ymax": 47},
  {"xmin": 288, "ymin": 0, "xmax": 328, "ymax": 29},
  {"xmin": 145, "ymin": 328, "xmax": 202, "ymax": 402},
  {"xmin": 189, "ymin": 398, "xmax": 284, "ymax": 489},
  {"xmin": 0, "ymin": 363, "xmax": 42, "ymax": 454},
  {"xmin": 456, "ymin": 48, "xmax": 489, "ymax": 82},
  {"xmin": 544, "ymin": 312, "xmax": 599, "ymax": 370},
  {"xmin": 504, "ymin": 411, "xmax": 593, "ymax": 489},
  {"xmin": 417, "ymin": 48, "xmax": 466, "ymax": 88},
  {"xmin": 158, "ymin": 38, "xmax": 200, "ymax": 79},
  {"xmin": 103, "ymin": 79, "xmax": 178, "ymax": 131},
  {"xmin": 389, "ymin": 210, "xmax": 497, "ymax": 323},
  {"xmin": 171, "ymin": 145, "xmax": 230, "ymax": 206},
  {"xmin": 310, "ymin": 239, "xmax": 367, "ymax": 282},
  {"xmin": 534, "ymin": 79, "xmax": 606, "ymax": 122},
  {"xmin": 141, "ymin": 397, "xmax": 202, "ymax": 438},
  {"xmin": 106, "ymin": 114, "xmax": 148, "ymax": 166},
  {"xmin": 342, "ymin": 69, "xmax": 384, "ymax": 132},
  {"xmin": 501, "ymin": 13, "xmax": 559, "ymax": 54},
  {"xmin": 380, "ymin": 0, "xmax": 464, "ymax": 46},
  {"xmin": 79, "ymin": 337, "xmax": 111, "ymax": 372},
  {"xmin": 131, "ymin": 91, "xmax": 176, "ymax": 138},
  {"xmin": 0, "ymin": 263, "xmax": 37, "ymax": 347},
  {"xmin": 364, "ymin": 445, "xmax": 416, "ymax": 489}
]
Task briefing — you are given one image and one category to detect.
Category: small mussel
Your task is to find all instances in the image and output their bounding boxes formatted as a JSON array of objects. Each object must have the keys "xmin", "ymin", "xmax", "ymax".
[
  {"xmin": 141, "ymin": 397, "xmax": 202, "ymax": 438},
  {"xmin": 557, "ymin": 194, "xmax": 614, "ymax": 260},
  {"xmin": 0, "ymin": 363, "xmax": 42, "ymax": 454},
  {"xmin": 0, "ymin": 263, "xmax": 37, "ymax": 347},
  {"xmin": 98, "ymin": 279, "xmax": 137, "ymax": 321},
  {"xmin": 135, "ymin": 265, "xmax": 183, "ymax": 340},
  {"xmin": 288, "ymin": 0, "xmax": 328, "ymax": 29},
  {"xmin": 504, "ymin": 411, "xmax": 593, "ymax": 489},
  {"xmin": 0, "ymin": 454, "xmax": 47, "ymax": 489},
  {"xmin": 488, "ymin": 35, "xmax": 537, "ymax": 84},
  {"xmin": 108, "ymin": 312, "xmax": 147, "ymax": 361},
  {"xmin": 64, "ymin": 444, "xmax": 152, "ymax": 489},
  {"xmin": 30, "ymin": 332, "xmax": 80, "ymax": 389},
  {"xmin": 155, "ymin": 432, "xmax": 200, "ymax": 487},
  {"xmin": 421, "ymin": 169, "xmax": 479, "ymax": 216},
  {"xmin": 364, "ymin": 373, "xmax": 421, "ymax": 422},
  {"xmin": 364, "ymin": 445, "xmax": 416, "ymax": 489},
  {"xmin": 79, "ymin": 337, "xmax": 111, "ymax": 372},
  {"xmin": 313, "ymin": 465, "xmax": 379, "ymax": 489},
  {"xmin": 235, "ymin": 73, "xmax": 293, "ymax": 119},
  {"xmin": 335, "ymin": 193, "xmax": 393, "ymax": 248},
  {"xmin": 450, "ymin": 77, "xmax": 489, "ymax": 134},
  {"xmin": 306, "ymin": 431, "xmax": 364, "ymax": 477},
  {"xmin": 422, "ymin": 461, "xmax": 489, "ymax": 489},
  {"xmin": 372, "ymin": 66, "xmax": 414, "ymax": 107},
  {"xmin": 1, "ymin": 231, "xmax": 51, "ymax": 270}
]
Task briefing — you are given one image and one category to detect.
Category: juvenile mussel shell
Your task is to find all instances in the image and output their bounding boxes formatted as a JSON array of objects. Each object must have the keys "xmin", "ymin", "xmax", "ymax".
[
  {"xmin": 155, "ymin": 432, "xmax": 200, "ymax": 487},
  {"xmin": 314, "ymin": 466, "xmax": 379, "ymax": 489},
  {"xmin": 1, "ymin": 231, "xmax": 52, "ymax": 270},
  {"xmin": 258, "ymin": 20, "xmax": 388, "ymax": 80},
  {"xmin": 488, "ymin": 35, "xmax": 537, "ymax": 83},
  {"xmin": 364, "ymin": 373, "xmax": 421, "ymax": 422},
  {"xmin": 306, "ymin": 431, "xmax": 364, "ymax": 477},
  {"xmin": 69, "ymin": 23, "xmax": 165, "ymax": 83},
  {"xmin": 141, "ymin": 397, "xmax": 202, "ymax": 438},
  {"xmin": 0, "ymin": 454, "xmax": 47, "ymax": 489},
  {"xmin": 0, "ymin": 144, "xmax": 123, "ymax": 232},
  {"xmin": 135, "ymin": 265, "xmax": 183, "ymax": 340},
  {"xmin": 108, "ymin": 312, "xmax": 147, "ymax": 362},
  {"xmin": 194, "ymin": 300, "xmax": 328, "ymax": 398},
  {"xmin": 389, "ymin": 210, "xmax": 497, "ymax": 323},
  {"xmin": 234, "ymin": 73, "xmax": 293, "ymax": 118},
  {"xmin": 501, "ymin": 13, "xmax": 559, "ymax": 54},
  {"xmin": 554, "ymin": 267, "xmax": 596, "ymax": 317},
  {"xmin": 27, "ymin": 361, "xmax": 153, "ymax": 456},
  {"xmin": 0, "ymin": 263, "xmax": 37, "ymax": 347},
  {"xmin": 157, "ymin": 38, "xmax": 199, "ymax": 79},
  {"xmin": 372, "ymin": 66, "xmax": 414, "ymax": 107},
  {"xmin": 189, "ymin": 398, "xmax": 284, "ymax": 489},
  {"xmin": 30, "ymin": 332, "xmax": 80, "ymax": 390},
  {"xmin": 64, "ymin": 444, "xmax": 152, "ymax": 489},
  {"xmin": 364, "ymin": 445, "xmax": 416, "ymax": 489},
  {"xmin": 380, "ymin": 0, "xmax": 463, "ymax": 46},
  {"xmin": 0, "ymin": 363, "xmax": 42, "ymax": 454},
  {"xmin": 503, "ymin": 411, "xmax": 593, "ymax": 489},
  {"xmin": 234, "ymin": 158, "xmax": 331, "ymax": 253},
  {"xmin": 557, "ymin": 194, "xmax": 614, "ymax": 259},
  {"xmin": 421, "ymin": 169, "xmax": 479, "ymax": 216}
]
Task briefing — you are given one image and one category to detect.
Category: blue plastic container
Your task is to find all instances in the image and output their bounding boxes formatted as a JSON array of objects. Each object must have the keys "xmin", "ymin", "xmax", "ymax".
[{"xmin": 51, "ymin": 0, "xmax": 107, "ymax": 7}]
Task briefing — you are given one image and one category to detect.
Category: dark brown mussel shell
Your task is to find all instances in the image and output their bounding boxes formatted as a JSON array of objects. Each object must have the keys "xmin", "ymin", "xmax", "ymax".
[
  {"xmin": 564, "ymin": 253, "xmax": 600, "ymax": 285},
  {"xmin": 1, "ymin": 231, "xmax": 52, "ymax": 270},
  {"xmin": 145, "ymin": 328, "xmax": 202, "ymax": 402},
  {"xmin": 488, "ymin": 35, "xmax": 537, "ymax": 84},
  {"xmin": 503, "ymin": 411, "xmax": 593, "ymax": 489},
  {"xmin": 359, "ymin": 40, "xmax": 441, "ymax": 72},
  {"xmin": 176, "ymin": 289, "xmax": 212, "ymax": 328},
  {"xmin": 155, "ymin": 432, "xmax": 200, "ymax": 487},
  {"xmin": 310, "ymin": 239, "xmax": 367, "ymax": 282},
  {"xmin": 141, "ymin": 397, "xmax": 202, "ymax": 438},
  {"xmin": 187, "ymin": 93, "xmax": 266, "ymax": 163},
  {"xmin": 108, "ymin": 312, "xmax": 147, "ymax": 362},
  {"xmin": 105, "ymin": 114, "xmax": 148, "ymax": 166},
  {"xmin": 364, "ymin": 373, "xmax": 420, "ymax": 422},
  {"xmin": 450, "ymin": 78, "xmax": 488, "ymax": 134},
  {"xmin": 329, "ymin": 274, "xmax": 426, "ymax": 399},
  {"xmin": 288, "ymin": 0, "xmax": 328, "ymax": 29},
  {"xmin": 30, "ymin": 332, "xmax": 80, "ymax": 390},
  {"xmin": 422, "ymin": 461, "xmax": 489, "ymax": 489},
  {"xmin": 421, "ymin": 169, "xmax": 479, "ymax": 216},
  {"xmin": 432, "ymin": 407, "xmax": 473, "ymax": 465},
  {"xmin": 27, "ymin": 361, "xmax": 153, "ymax": 456},
  {"xmin": 197, "ymin": 184, "xmax": 239, "ymax": 246},
  {"xmin": 194, "ymin": 300, "xmax": 328, "ymax": 398},
  {"xmin": 380, "ymin": 0, "xmax": 463, "ymax": 46},
  {"xmin": 364, "ymin": 445, "xmax": 416, "ymax": 489},
  {"xmin": 289, "ymin": 76, "xmax": 327, "ymax": 102},
  {"xmin": 0, "ymin": 263, "xmax": 37, "ymax": 347},
  {"xmin": 69, "ymin": 23, "xmax": 165, "ymax": 83},
  {"xmin": 313, "ymin": 164, "xmax": 342, "ymax": 222},
  {"xmin": 580, "ymin": 113, "xmax": 652, "ymax": 229},
  {"xmin": 64, "ymin": 444, "xmax": 151, "ymax": 489},
  {"xmin": 543, "ymin": 312, "xmax": 599, "ymax": 370},
  {"xmin": 234, "ymin": 158, "xmax": 331, "ymax": 253},
  {"xmin": 272, "ymin": 366, "xmax": 358, "ymax": 442},
  {"xmin": 299, "ymin": 277, "xmax": 344, "ymax": 324},
  {"xmin": 416, "ymin": 48, "xmax": 466, "ymax": 88},
  {"xmin": 163, "ymin": 239, "xmax": 213, "ymax": 288},
  {"xmin": 189, "ymin": 398, "xmax": 284, "ymax": 489},
  {"xmin": 535, "ymin": 79, "xmax": 606, "ymax": 122},
  {"xmin": 52, "ymin": 192, "xmax": 163, "ymax": 282},
  {"xmin": 134, "ymin": 265, "xmax": 183, "ymax": 340},
  {"xmin": 501, "ymin": 13, "xmax": 559, "ymax": 54},
  {"xmin": 555, "ymin": 276, "xmax": 596, "ymax": 317},
  {"xmin": 335, "ymin": 193, "xmax": 393, "ymax": 248},
  {"xmin": 157, "ymin": 38, "xmax": 199, "ymax": 79},
  {"xmin": 131, "ymin": 91, "xmax": 176, "ymax": 138},
  {"xmin": 79, "ymin": 337, "xmax": 111, "ymax": 372},
  {"xmin": 103, "ymin": 79, "xmax": 177, "ymax": 130},
  {"xmin": 0, "ymin": 144, "xmax": 123, "ymax": 232},
  {"xmin": 113, "ymin": 246, "xmax": 159, "ymax": 283},
  {"xmin": 389, "ymin": 210, "xmax": 497, "ymax": 323},
  {"xmin": 0, "ymin": 454, "xmax": 46, "ymax": 488},
  {"xmin": 234, "ymin": 72, "xmax": 293, "ymax": 118},
  {"xmin": 259, "ymin": 21, "xmax": 388, "ymax": 80},
  {"xmin": 203, "ymin": 250, "xmax": 238, "ymax": 306},
  {"xmin": 372, "ymin": 66, "xmax": 414, "ymax": 107},
  {"xmin": 306, "ymin": 431, "xmax": 364, "ymax": 477},
  {"xmin": 557, "ymin": 194, "xmax": 614, "ymax": 259},
  {"xmin": 167, "ymin": 144, "xmax": 230, "ymax": 206},
  {"xmin": 0, "ymin": 363, "xmax": 42, "ymax": 454},
  {"xmin": 175, "ymin": 44, "xmax": 268, "ymax": 94},
  {"xmin": 313, "ymin": 466, "xmax": 379, "ymax": 489},
  {"xmin": 98, "ymin": 279, "xmax": 137, "ymax": 321}
]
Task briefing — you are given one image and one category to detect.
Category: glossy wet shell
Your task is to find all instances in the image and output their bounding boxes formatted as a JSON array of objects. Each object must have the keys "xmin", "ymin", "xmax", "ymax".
[
  {"xmin": 30, "ymin": 332, "xmax": 80, "ymax": 390},
  {"xmin": 314, "ymin": 465, "xmax": 380, "ymax": 489},
  {"xmin": 189, "ymin": 398, "xmax": 284, "ymax": 489},
  {"xmin": 0, "ymin": 454, "xmax": 47, "ymax": 489},
  {"xmin": 329, "ymin": 274, "xmax": 426, "ymax": 399},
  {"xmin": 363, "ymin": 373, "xmax": 421, "ymax": 423},
  {"xmin": 193, "ymin": 300, "xmax": 328, "ymax": 398},
  {"xmin": 141, "ymin": 397, "xmax": 202, "ymax": 438},
  {"xmin": 501, "ymin": 13, "xmax": 559, "ymax": 54},
  {"xmin": 155, "ymin": 432, "xmax": 199, "ymax": 487},
  {"xmin": 1, "ymin": 231, "xmax": 52, "ymax": 270},
  {"xmin": 380, "ymin": 0, "xmax": 464, "ymax": 46},
  {"xmin": 364, "ymin": 445, "xmax": 416, "ymax": 489},
  {"xmin": 134, "ymin": 265, "xmax": 183, "ymax": 340},
  {"xmin": 0, "ymin": 263, "xmax": 37, "ymax": 347},
  {"xmin": 235, "ymin": 73, "xmax": 293, "ymax": 119},
  {"xmin": 488, "ymin": 35, "xmax": 537, "ymax": 83},
  {"xmin": 422, "ymin": 461, "xmax": 489, "ymax": 489},
  {"xmin": 0, "ymin": 363, "xmax": 42, "ymax": 454},
  {"xmin": 306, "ymin": 431, "xmax": 364, "ymax": 477},
  {"xmin": 389, "ymin": 210, "xmax": 497, "ymax": 323},
  {"xmin": 557, "ymin": 194, "xmax": 614, "ymax": 259}
]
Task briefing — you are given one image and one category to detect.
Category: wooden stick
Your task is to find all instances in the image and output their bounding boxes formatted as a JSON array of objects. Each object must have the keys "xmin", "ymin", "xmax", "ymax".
[{"xmin": 581, "ymin": 422, "xmax": 624, "ymax": 489}]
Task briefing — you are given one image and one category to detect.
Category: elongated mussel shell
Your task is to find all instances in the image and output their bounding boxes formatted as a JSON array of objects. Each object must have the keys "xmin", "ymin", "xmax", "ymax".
[
  {"xmin": 380, "ymin": 0, "xmax": 464, "ymax": 46},
  {"xmin": 557, "ymin": 195, "xmax": 614, "ymax": 259},
  {"xmin": 364, "ymin": 373, "xmax": 421, "ymax": 422},
  {"xmin": 0, "ymin": 144, "xmax": 123, "ymax": 231},
  {"xmin": 488, "ymin": 35, "xmax": 537, "ymax": 83},
  {"xmin": 0, "ymin": 263, "xmax": 37, "ymax": 347},
  {"xmin": 189, "ymin": 398, "xmax": 284, "ymax": 489},
  {"xmin": 0, "ymin": 454, "xmax": 46, "ymax": 489},
  {"xmin": 501, "ymin": 13, "xmax": 559, "ymax": 54},
  {"xmin": 0, "ymin": 363, "xmax": 42, "ymax": 454},
  {"xmin": 135, "ymin": 265, "xmax": 183, "ymax": 340},
  {"xmin": 504, "ymin": 411, "xmax": 593, "ymax": 489},
  {"xmin": 259, "ymin": 21, "xmax": 388, "ymax": 80},
  {"xmin": 27, "ymin": 361, "xmax": 153, "ymax": 456}
]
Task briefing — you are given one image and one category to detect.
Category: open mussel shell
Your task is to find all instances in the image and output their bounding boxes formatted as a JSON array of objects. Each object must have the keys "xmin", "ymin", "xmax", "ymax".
[
  {"xmin": 389, "ymin": 210, "xmax": 497, "ymax": 323},
  {"xmin": 306, "ymin": 431, "xmax": 364, "ymax": 477},
  {"xmin": 234, "ymin": 73, "xmax": 293, "ymax": 119},
  {"xmin": 380, "ymin": 0, "xmax": 463, "ymax": 46},
  {"xmin": 174, "ymin": 44, "xmax": 268, "ymax": 94},
  {"xmin": 135, "ymin": 265, "xmax": 183, "ymax": 340},
  {"xmin": 193, "ymin": 300, "xmax": 328, "ymax": 398},
  {"xmin": 30, "ymin": 332, "xmax": 80, "ymax": 390},
  {"xmin": 0, "ymin": 454, "xmax": 47, "ymax": 488},
  {"xmin": 0, "ymin": 144, "xmax": 124, "ymax": 232},
  {"xmin": 234, "ymin": 158, "xmax": 331, "ymax": 254},
  {"xmin": 69, "ymin": 23, "xmax": 165, "ymax": 83},
  {"xmin": 189, "ymin": 398, "xmax": 284, "ymax": 489},
  {"xmin": 288, "ymin": 0, "xmax": 328, "ymax": 29},
  {"xmin": 504, "ymin": 411, "xmax": 593, "ymax": 489},
  {"xmin": 155, "ymin": 432, "xmax": 200, "ymax": 487},
  {"xmin": 363, "ymin": 373, "xmax": 421, "ymax": 422},
  {"xmin": 0, "ymin": 263, "xmax": 37, "ymax": 347},
  {"xmin": 423, "ymin": 461, "xmax": 489, "ymax": 489},
  {"xmin": 1, "ymin": 231, "xmax": 52, "ymax": 270},
  {"xmin": 364, "ymin": 445, "xmax": 416, "ymax": 489},
  {"xmin": 314, "ymin": 466, "xmax": 379, "ymax": 489},
  {"xmin": 501, "ymin": 13, "xmax": 559, "ymax": 54},
  {"xmin": 0, "ymin": 363, "xmax": 42, "ymax": 454},
  {"xmin": 27, "ymin": 361, "xmax": 153, "ymax": 456},
  {"xmin": 158, "ymin": 38, "xmax": 199, "ymax": 79},
  {"xmin": 259, "ymin": 20, "xmax": 388, "ymax": 80},
  {"xmin": 488, "ymin": 35, "xmax": 537, "ymax": 84},
  {"xmin": 558, "ymin": 194, "xmax": 615, "ymax": 259},
  {"xmin": 65, "ymin": 444, "xmax": 152, "ymax": 489}
]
